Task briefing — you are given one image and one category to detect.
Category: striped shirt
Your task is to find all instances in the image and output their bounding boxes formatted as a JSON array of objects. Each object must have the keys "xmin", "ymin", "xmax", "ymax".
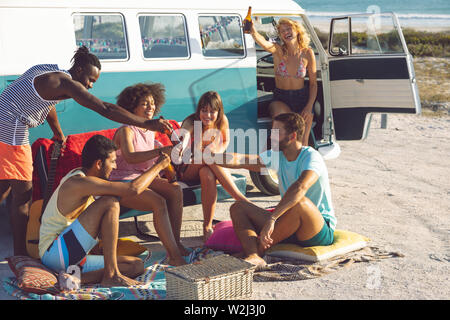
[{"xmin": 0, "ymin": 64, "xmax": 71, "ymax": 146}]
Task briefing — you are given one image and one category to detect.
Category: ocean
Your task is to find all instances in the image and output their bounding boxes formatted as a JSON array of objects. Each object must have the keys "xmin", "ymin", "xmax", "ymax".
[{"xmin": 294, "ymin": 0, "xmax": 450, "ymax": 31}]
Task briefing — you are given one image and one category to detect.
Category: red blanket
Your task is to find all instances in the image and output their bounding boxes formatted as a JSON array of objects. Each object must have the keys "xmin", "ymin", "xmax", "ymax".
[{"xmin": 31, "ymin": 121, "xmax": 180, "ymax": 202}]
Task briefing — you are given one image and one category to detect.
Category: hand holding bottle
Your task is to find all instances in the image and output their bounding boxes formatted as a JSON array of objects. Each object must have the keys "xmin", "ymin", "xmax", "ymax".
[{"xmin": 243, "ymin": 6, "xmax": 252, "ymax": 34}]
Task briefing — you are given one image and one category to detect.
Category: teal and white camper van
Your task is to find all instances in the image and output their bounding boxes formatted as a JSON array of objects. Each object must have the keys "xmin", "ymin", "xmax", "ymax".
[{"xmin": 0, "ymin": 0, "xmax": 420, "ymax": 195}]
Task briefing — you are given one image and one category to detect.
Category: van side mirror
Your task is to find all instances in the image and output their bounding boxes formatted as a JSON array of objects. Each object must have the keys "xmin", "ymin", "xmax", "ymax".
[{"xmin": 338, "ymin": 46, "xmax": 348, "ymax": 56}]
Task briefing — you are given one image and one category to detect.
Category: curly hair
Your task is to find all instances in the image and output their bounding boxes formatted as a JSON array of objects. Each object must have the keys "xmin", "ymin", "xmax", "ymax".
[
  {"xmin": 277, "ymin": 18, "xmax": 311, "ymax": 53},
  {"xmin": 116, "ymin": 82, "xmax": 166, "ymax": 115}
]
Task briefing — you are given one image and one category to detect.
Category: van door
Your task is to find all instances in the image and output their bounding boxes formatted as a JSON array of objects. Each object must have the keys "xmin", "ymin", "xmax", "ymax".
[{"xmin": 328, "ymin": 13, "xmax": 420, "ymax": 140}]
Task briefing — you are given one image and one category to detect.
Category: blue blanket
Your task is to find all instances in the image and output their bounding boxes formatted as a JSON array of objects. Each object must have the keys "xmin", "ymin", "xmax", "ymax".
[{"xmin": 2, "ymin": 247, "xmax": 223, "ymax": 300}]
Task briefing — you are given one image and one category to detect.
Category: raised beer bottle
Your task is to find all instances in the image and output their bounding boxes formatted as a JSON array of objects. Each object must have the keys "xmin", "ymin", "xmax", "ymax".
[{"xmin": 243, "ymin": 6, "xmax": 252, "ymax": 34}]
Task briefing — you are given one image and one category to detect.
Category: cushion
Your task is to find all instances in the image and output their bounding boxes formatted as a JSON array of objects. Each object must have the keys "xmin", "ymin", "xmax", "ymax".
[
  {"xmin": 31, "ymin": 128, "xmax": 117, "ymax": 201},
  {"xmin": 266, "ymin": 229, "xmax": 370, "ymax": 262},
  {"xmin": 6, "ymin": 256, "xmax": 60, "ymax": 294},
  {"xmin": 205, "ymin": 221, "xmax": 243, "ymax": 254},
  {"xmin": 31, "ymin": 121, "xmax": 181, "ymax": 202}
]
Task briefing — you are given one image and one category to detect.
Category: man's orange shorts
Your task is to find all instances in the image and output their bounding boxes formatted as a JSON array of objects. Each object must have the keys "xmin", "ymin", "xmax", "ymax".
[{"xmin": 0, "ymin": 141, "xmax": 32, "ymax": 181}]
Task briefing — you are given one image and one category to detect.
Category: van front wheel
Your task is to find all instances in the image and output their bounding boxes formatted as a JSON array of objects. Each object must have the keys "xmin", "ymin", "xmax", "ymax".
[{"xmin": 250, "ymin": 170, "xmax": 280, "ymax": 196}]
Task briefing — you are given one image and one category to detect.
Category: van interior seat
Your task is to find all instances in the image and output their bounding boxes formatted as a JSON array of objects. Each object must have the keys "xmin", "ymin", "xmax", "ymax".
[{"xmin": 145, "ymin": 45, "xmax": 189, "ymax": 58}]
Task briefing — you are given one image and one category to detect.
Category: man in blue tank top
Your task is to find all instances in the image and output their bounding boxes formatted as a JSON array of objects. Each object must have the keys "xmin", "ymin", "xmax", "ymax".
[
  {"xmin": 0, "ymin": 46, "xmax": 173, "ymax": 256},
  {"xmin": 212, "ymin": 113, "xmax": 336, "ymax": 269}
]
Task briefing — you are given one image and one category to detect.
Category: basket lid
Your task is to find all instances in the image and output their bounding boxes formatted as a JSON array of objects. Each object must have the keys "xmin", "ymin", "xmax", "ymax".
[{"xmin": 165, "ymin": 254, "xmax": 256, "ymax": 282}]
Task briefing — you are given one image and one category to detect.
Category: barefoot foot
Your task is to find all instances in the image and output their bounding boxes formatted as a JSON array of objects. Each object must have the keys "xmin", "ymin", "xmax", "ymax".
[
  {"xmin": 244, "ymin": 254, "xmax": 267, "ymax": 271},
  {"xmin": 168, "ymin": 256, "xmax": 188, "ymax": 267},
  {"xmin": 203, "ymin": 227, "xmax": 214, "ymax": 243},
  {"xmin": 101, "ymin": 274, "xmax": 142, "ymax": 287}
]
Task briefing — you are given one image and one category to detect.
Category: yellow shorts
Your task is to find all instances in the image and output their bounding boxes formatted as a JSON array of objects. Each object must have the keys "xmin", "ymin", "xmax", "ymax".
[{"xmin": 0, "ymin": 141, "xmax": 32, "ymax": 181}]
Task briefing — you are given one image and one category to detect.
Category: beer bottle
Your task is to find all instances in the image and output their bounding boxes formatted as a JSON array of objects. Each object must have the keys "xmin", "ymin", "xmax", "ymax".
[
  {"xmin": 163, "ymin": 157, "xmax": 177, "ymax": 183},
  {"xmin": 159, "ymin": 116, "xmax": 177, "ymax": 183},
  {"xmin": 243, "ymin": 6, "xmax": 252, "ymax": 34}
]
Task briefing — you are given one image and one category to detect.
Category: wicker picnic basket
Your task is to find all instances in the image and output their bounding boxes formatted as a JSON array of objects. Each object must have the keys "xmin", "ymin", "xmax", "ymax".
[{"xmin": 165, "ymin": 254, "xmax": 256, "ymax": 300}]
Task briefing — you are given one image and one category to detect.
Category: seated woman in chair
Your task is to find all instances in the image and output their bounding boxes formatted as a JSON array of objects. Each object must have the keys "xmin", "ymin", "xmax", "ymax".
[
  {"xmin": 249, "ymin": 17, "xmax": 317, "ymax": 145},
  {"xmin": 111, "ymin": 82, "xmax": 189, "ymax": 266},
  {"xmin": 179, "ymin": 91, "xmax": 248, "ymax": 242}
]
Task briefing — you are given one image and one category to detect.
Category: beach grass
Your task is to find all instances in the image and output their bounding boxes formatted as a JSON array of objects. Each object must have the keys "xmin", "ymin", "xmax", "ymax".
[
  {"xmin": 413, "ymin": 57, "xmax": 449, "ymax": 109},
  {"xmin": 313, "ymin": 28, "xmax": 449, "ymax": 114},
  {"xmin": 314, "ymin": 28, "xmax": 450, "ymax": 58}
]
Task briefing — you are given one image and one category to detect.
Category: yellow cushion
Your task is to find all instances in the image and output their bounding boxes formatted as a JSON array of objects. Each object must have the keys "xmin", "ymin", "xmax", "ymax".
[{"xmin": 266, "ymin": 229, "xmax": 370, "ymax": 262}]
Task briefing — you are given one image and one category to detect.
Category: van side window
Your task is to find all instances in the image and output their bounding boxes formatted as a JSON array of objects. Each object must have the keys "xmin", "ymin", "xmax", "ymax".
[
  {"xmin": 350, "ymin": 15, "xmax": 404, "ymax": 54},
  {"xmin": 139, "ymin": 14, "xmax": 189, "ymax": 59},
  {"xmin": 330, "ymin": 14, "xmax": 405, "ymax": 56},
  {"xmin": 199, "ymin": 15, "xmax": 245, "ymax": 57},
  {"xmin": 73, "ymin": 14, "xmax": 128, "ymax": 60}
]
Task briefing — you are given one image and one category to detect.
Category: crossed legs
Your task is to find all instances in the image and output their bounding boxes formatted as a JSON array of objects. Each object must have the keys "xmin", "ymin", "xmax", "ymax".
[
  {"xmin": 229, "ymin": 197, "xmax": 325, "ymax": 268},
  {"xmin": 77, "ymin": 196, "xmax": 144, "ymax": 287}
]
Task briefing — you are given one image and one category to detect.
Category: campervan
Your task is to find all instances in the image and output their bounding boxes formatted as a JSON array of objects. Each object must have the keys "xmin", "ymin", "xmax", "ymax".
[{"xmin": 0, "ymin": 0, "xmax": 420, "ymax": 195}]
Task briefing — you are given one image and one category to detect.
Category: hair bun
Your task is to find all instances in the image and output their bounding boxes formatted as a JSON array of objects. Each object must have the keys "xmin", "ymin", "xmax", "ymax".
[
  {"xmin": 71, "ymin": 45, "xmax": 102, "ymax": 70},
  {"xmin": 76, "ymin": 45, "xmax": 90, "ymax": 55}
]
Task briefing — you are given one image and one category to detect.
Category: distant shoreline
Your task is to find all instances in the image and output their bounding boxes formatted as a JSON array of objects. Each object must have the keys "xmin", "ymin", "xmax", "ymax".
[{"xmin": 309, "ymin": 18, "xmax": 450, "ymax": 33}]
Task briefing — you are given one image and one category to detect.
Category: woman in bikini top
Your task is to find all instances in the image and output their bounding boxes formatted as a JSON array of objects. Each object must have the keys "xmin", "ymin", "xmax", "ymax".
[{"xmin": 249, "ymin": 17, "xmax": 317, "ymax": 146}]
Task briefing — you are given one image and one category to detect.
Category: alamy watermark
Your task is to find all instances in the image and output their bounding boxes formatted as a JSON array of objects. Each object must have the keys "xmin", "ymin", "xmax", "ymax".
[
  {"xmin": 169, "ymin": 121, "xmax": 280, "ymax": 174},
  {"xmin": 366, "ymin": 5, "xmax": 382, "ymax": 30}
]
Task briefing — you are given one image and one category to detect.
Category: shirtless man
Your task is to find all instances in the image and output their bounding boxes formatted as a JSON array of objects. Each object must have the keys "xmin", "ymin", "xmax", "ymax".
[
  {"xmin": 39, "ymin": 135, "xmax": 174, "ymax": 287},
  {"xmin": 212, "ymin": 113, "xmax": 337, "ymax": 268}
]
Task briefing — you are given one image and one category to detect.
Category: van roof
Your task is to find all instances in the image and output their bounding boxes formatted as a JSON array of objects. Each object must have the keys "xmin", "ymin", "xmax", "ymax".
[{"xmin": 0, "ymin": 0, "xmax": 304, "ymax": 14}]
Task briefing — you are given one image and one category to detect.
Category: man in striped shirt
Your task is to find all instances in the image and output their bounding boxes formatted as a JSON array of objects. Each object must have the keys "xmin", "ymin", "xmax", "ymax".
[{"xmin": 0, "ymin": 46, "xmax": 173, "ymax": 256}]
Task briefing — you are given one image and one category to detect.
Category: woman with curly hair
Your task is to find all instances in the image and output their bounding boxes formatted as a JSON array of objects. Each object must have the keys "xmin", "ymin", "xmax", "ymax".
[
  {"xmin": 111, "ymin": 82, "xmax": 189, "ymax": 266},
  {"xmin": 249, "ymin": 17, "xmax": 317, "ymax": 146}
]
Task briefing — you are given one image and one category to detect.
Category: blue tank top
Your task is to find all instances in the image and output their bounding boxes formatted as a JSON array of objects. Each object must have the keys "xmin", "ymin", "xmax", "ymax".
[{"xmin": 0, "ymin": 64, "xmax": 71, "ymax": 145}]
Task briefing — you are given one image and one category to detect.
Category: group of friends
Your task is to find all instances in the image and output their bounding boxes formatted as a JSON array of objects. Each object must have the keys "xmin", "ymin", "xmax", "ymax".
[{"xmin": 0, "ymin": 18, "xmax": 336, "ymax": 287}]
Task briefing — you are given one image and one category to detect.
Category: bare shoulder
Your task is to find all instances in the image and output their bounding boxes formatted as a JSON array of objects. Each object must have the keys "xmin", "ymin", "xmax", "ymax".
[
  {"xmin": 113, "ymin": 125, "xmax": 130, "ymax": 144},
  {"xmin": 61, "ymin": 174, "xmax": 110, "ymax": 197},
  {"xmin": 272, "ymin": 44, "xmax": 284, "ymax": 57},
  {"xmin": 304, "ymin": 47, "xmax": 315, "ymax": 60},
  {"xmin": 220, "ymin": 114, "xmax": 230, "ymax": 129}
]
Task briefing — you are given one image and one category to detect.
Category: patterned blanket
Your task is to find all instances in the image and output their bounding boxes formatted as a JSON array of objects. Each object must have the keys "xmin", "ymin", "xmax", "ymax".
[
  {"xmin": 2, "ymin": 247, "xmax": 223, "ymax": 300},
  {"xmin": 254, "ymin": 246, "xmax": 404, "ymax": 282}
]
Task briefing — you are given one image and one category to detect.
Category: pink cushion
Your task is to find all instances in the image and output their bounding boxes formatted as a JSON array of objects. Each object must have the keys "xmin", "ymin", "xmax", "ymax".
[{"xmin": 205, "ymin": 221, "xmax": 242, "ymax": 253}]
